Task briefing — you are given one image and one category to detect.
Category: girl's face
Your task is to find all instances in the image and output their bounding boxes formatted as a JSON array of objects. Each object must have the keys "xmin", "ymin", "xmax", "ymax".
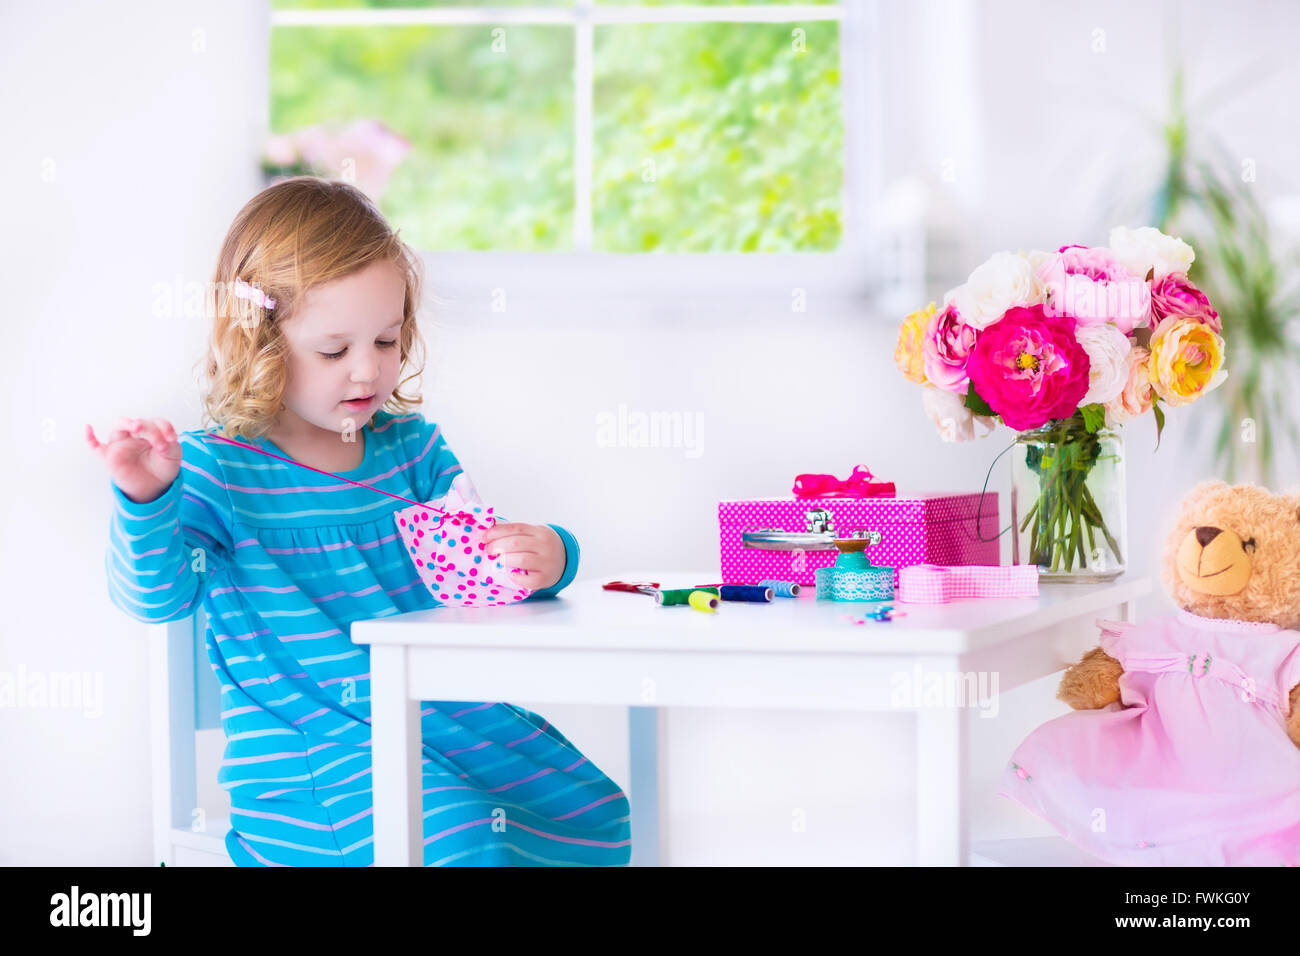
[{"xmin": 274, "ymin": 257, "xmax": 407, "ymax": 441}]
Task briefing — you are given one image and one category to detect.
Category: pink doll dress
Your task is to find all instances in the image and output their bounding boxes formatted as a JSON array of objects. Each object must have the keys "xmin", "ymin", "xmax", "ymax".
[{"xmin": 998, "ymin": 609, "xmax": 1300, "ymax": 866}]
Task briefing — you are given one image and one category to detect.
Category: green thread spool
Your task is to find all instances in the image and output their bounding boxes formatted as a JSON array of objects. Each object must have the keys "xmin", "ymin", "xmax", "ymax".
[{"xmin": 655, "ymin": 587, "xmax": 697, "ymax": 606}]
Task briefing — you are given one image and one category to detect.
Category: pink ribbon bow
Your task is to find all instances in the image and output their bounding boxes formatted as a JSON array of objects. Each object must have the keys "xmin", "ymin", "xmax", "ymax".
[
  {"xmin": 897, "ymin": 564, "xmax": 1039, "ymax": 604},
  {"xmin": 791, "ymin": 464, "xmax": 896, "ymax": 499}
]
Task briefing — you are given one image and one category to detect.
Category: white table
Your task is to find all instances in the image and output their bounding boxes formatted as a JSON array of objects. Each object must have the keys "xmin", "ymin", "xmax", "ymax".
[{"xmin": 351, "ymin": 570, "xmax": 1150, "ymax": 866}]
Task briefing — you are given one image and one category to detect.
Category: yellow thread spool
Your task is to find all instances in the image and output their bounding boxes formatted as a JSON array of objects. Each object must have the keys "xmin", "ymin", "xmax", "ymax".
[{"xmin": 687, "ymin": 590, "xmax": 719, "ymax": 613}]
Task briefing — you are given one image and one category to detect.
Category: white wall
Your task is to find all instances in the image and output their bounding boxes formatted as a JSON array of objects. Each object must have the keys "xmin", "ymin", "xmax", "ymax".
[
  {"xmin": 3, "ymin": 0, "xmax": 1297, "ymax": 866},
  {"xmin": 0, "ymin": 0, "xmax": 267, "ymax": 865}
]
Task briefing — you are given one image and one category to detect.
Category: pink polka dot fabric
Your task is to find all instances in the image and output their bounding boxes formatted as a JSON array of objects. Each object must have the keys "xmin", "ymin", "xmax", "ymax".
[
  {"xmin": 717, "ymin": 493, "xmax": 1000, "ymax": 588},
  {"xmin": 394, "ymin": 475, "xmax": 532, "ymax": 607}
]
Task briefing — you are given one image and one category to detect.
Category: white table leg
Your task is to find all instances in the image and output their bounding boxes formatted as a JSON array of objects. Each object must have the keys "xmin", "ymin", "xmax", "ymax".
[
  {"xmin": 915, "ymin": 702, "xmax": 969, "ymax": 866},
  {"xmin": 628, "ymin": 706, "xmax": 667, "ymax": 866},
  {"xmin": 370, "ymin": 643, "xmax": 423, "ymax": 866}
]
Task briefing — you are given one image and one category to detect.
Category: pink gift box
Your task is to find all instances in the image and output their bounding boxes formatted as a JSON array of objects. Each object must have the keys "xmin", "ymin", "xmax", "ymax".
[{"xmin": 717, "ymin": 492, "xmax": 1000, "ymax": 589}]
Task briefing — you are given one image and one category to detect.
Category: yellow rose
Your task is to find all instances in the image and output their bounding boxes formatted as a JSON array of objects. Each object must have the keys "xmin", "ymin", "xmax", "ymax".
[
  {"xmin": 1147, "ymin": 316, "xmax": 1227, "ymax": 406},
  {"xmin": 895, "ymin": 302, "xmax": 937, "ymax": 385}
]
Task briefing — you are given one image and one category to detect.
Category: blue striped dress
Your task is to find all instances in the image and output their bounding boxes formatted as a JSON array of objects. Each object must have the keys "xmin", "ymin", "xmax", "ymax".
[{"xmin": 105, "ymin": 409, "xmax": 631, "ymax": 866}]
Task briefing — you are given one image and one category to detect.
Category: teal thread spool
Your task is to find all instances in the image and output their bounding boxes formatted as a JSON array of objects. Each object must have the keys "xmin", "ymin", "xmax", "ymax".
[
  {"xmin": 817, "ymin": 531, "xmax": 895, "ymax": 602},
  {"xmin": 759, "ymin": 579, "xmax": 801, "ymax": 598}
]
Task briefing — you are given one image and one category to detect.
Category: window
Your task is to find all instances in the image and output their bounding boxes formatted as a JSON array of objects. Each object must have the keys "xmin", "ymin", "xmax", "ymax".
[{"xmin": 269, "ymin": 1, "xmax": 877, "ymax": 296}]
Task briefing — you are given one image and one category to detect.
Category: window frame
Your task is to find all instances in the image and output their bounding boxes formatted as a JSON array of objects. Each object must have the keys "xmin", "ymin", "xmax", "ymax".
[{"xmin": 269, "ymin": 1, "xmax": 882, "ymax": 300}]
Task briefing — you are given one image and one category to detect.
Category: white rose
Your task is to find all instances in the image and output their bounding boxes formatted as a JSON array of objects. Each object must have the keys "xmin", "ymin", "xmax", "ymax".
[
  {"xmin": 1021, "ymin": 248, "xmax": 1055, "ymax": 273},
  {"xmin": 950, "ymin": 251, "xmax": 1045, "ymax": 330},
  {"xmin": 1075, "ymin": 323, "xmax": 1132, "ymax": 407},
  {"xmin": 922, "ymin": 384, "xmax": 997, "ymax": 443},
  {"xmin": 1107, "ymin": 225, "xmax": 1195, "ymax": 281}
]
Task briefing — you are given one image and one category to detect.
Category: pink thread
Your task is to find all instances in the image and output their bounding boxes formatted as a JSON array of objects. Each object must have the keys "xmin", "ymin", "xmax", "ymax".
[{"xmin": 206, "ymin": 433, "xmax": 440, "ymax": 513}]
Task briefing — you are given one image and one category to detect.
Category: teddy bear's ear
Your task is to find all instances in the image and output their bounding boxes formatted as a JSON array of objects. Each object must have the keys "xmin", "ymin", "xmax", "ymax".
[{"xmin": 1179, "ymin": 479, "xmax": 1231, "ymax": 514}]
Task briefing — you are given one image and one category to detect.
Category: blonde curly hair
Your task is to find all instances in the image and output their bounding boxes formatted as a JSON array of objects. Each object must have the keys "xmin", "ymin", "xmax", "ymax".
[{"xmin": 195, "ymin": 176, "xmax": 426, "ymax": 440}]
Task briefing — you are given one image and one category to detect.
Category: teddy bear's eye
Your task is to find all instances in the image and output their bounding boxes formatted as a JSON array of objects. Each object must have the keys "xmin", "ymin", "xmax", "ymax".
[{"xmin": 1241, "ymin": 537, "xmax": 1256, "ymax": 553}]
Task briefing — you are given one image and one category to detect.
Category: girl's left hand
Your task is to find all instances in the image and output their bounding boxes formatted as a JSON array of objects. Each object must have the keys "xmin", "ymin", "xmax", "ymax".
[{"xmin": 480, "ymin": 522, "xmax": 565, "ymax": 591}]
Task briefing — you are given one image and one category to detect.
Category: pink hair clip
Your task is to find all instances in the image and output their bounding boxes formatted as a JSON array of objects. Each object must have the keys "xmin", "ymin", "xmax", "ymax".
[{"xmin": 233, "ymin": 277, "xmax": 276, "ymax": 310}]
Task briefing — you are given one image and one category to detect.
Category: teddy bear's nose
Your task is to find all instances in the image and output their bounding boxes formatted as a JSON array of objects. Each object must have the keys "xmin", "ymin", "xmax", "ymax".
[{"xmin": 1195, "ymin": 526, "xmax": 1222, "ymax": 547}]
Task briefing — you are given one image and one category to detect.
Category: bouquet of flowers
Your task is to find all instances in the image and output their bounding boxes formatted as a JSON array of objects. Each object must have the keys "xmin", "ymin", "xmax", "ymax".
[{"xmin": 894, "ymin": 226, "xmax": 1227, "ymax": 577}]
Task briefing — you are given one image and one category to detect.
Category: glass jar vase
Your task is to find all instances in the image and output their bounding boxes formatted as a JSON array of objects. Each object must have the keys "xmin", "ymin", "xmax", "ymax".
[{"xmin": 1010, "ymin": 416, "xmax": 1128, "ymax": 582}]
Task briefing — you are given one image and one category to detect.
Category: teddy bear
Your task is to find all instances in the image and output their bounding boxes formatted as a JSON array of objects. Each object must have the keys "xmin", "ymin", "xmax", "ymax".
[
  {"xmin": 1057, "ymin": 480, "xmax": 1300, "ymax": 747},
  {"xmin": 997, "ymin": 480, "xmax": 1300, "ymax": 866}
]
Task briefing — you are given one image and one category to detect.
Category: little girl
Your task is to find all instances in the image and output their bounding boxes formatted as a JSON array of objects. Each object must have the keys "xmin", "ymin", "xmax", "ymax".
[{"xmin": 88, "ymin": 176, "xmax": 631, "ymax": 867}]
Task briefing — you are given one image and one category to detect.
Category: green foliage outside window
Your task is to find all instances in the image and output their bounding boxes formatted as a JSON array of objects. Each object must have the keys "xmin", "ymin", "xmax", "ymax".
[{"xmin": 270, "ymin": 0, "xmax": 844, "ymax": 251}]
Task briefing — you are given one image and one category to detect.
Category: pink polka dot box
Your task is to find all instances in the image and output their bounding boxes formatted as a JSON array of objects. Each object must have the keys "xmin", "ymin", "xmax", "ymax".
[{"xmin": 718, "ymin": 492, "xmax": 1000, "ymax": 589}]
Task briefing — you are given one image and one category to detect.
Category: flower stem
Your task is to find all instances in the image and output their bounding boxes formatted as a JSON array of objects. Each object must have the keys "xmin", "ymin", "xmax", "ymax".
[{"xmin": 1021, "ymin": 417, "xmax": 1123, "ymax": 575}]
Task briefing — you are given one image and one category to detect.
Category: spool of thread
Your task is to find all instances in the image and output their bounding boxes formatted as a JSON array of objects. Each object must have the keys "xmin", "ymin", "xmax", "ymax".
[
  {"xmin": 687, "ymin": 590, "xmax": 719, "ymax": 613},
  {"xmin": 719, "ymin": 585, "xmax": 773, "ymax": 603},
  {"xmin": 759, "ymin": 579, "xmax": 801, "ymax": 598},
  {"xmin": 814, "ymin": 567, "xmax": 835, "ymax": 600},
  {"xmin": 655, "ymin": 588, "xmax": 699, "ymax": 606}
]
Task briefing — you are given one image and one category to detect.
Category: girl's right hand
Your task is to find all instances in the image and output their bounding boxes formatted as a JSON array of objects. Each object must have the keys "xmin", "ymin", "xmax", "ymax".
[{"xmin": 86, "ymin": 417, "xmax": 182, "ymax": 504}]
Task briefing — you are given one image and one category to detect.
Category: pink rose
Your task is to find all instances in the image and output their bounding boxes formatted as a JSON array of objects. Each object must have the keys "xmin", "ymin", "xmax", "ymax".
[
  {"xmin": 1104, "ymin": 345, "xmax": 1154, "ymax": 426},
  {"xmin": 966, "ymin": 304, "xmax": 1092, "ymax": 431},
  {"xmin": 921, "ymin": 302, "xmax": 980, "ymax": 394},
  {"xmin": 1149, "ymin": 272, "xmax": 1220, "ymax": 334},
  {"xmin": 1037, "ymin": 243, "xmax": 1152, "ymax": 333}
]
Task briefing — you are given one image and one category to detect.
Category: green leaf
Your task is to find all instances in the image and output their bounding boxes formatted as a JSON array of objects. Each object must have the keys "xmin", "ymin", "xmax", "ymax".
[
  {"xmin": 1081, "ymin": 403, "xmax": 1107, "ymax": 433},
  {"xmin": 965, "ymin": 382, "xmax": 996, "ymax": 418},
  {"xmin": 1152, "ymin": 401, "xmax": 1166, "ymax": 452}
]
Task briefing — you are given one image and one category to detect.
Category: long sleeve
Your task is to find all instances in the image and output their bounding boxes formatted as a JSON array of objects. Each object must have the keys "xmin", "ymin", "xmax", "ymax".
[
  {"xmin": 524, "ymin": 523, "xmax": 579, "ymax": 599},
  {"xmin": 105, "ymin": 431, "xmax": 235, "ymax": 624},
  {"xmin": 407, "ymin": 415, "xmax": 579, "ymax": 599}
]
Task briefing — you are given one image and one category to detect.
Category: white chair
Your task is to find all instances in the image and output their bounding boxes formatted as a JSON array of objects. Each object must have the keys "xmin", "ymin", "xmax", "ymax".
[{"xmin": 149, "ymin": 606, "xmax": 233, "ymax": 866}]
